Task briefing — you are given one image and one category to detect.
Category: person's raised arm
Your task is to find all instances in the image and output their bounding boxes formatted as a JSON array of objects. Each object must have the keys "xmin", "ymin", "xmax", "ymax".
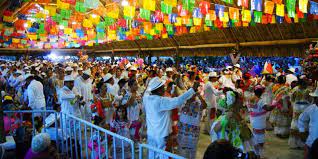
[{"xmin": 159, "ymin": 82, "xmax": 200, "ymax": 111}]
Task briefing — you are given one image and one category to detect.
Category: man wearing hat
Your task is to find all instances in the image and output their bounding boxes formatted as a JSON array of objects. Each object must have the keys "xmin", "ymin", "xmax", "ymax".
[
  {"xmin": 65, "ymin": 66, "xmax": 73, "ymax": 76},
  {"xmin": 60, "ymin": 75, "xmax": 82, "ymax": 118},
  {"xmin": 203, "ymin": 72, "xmax": 222, "ymax": 134},
  {"xmin": 24, "ymin": 73, "xmax": 46, "ymax": 111},
  {"xmin": 143, "ymin": 77, "xmax": 200, "ymax": 158},
  {"xmin": 74, "ymin": 69, "xmax": 93, "ymax": 122},
  {"xmin": 71, "ymin": 64, "xmax": 79, "ymax": 78},
  {"xmin": 232, "ymin": 64, "xmax": 242, "ymax": 83},
  {"xmin": 298, "ymin": 83, "xmax": 318, "ymax": 158},
  {"xmin": 162, "ymin": 67, "xmax": 174, "ymax": 82},
  {"xmin": 286, "ymin": 67, "xmax": 298, "ymax": 86},
  {"xmin": 219, "ymin": 68, "xmax": 235, "ymax": 90}
]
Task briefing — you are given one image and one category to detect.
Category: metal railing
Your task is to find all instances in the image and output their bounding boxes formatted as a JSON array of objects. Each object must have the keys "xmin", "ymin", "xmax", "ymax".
[
  {"xmin": 139, "ymin": 144, "xmax": 186, "ymax": 159},
  {"xmin": 3, "ymin": 110, "xmax": 186, "ymax": 159},
  {"xmin": 60, "ymin": 113, "xmax": 135, "ymax": 159}
]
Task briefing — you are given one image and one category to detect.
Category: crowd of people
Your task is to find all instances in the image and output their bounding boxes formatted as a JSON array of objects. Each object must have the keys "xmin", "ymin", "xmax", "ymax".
[{"xmin": 0, "ymin": 56, "xmax": 317, "ymax": 159}]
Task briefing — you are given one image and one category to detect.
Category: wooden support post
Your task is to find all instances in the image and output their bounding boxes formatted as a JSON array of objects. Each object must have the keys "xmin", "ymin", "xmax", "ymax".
[
  {"xmin": 111, "ymin": 49, "xmax": 115, "ymax": 64},
  {"xmin": 148, "ymin": 52, "xmax": 152, "ymax": 65}
]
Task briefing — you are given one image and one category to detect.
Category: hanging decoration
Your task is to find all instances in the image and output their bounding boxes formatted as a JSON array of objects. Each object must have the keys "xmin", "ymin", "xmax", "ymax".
[{"xmin": 0, "ymin": 0, "xmax": 317, "ymax": 49}]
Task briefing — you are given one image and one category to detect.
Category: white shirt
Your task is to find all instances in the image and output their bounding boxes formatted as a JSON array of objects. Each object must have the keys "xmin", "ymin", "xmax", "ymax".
[
  {"xmin": 298, "ymin": 104, "xmax": 318, "ymax": 147},
  {"xmin": 122, "ymin": 90, "xmax": 140, "ymax": 121},
  {"xmin": 204, "ymin": 81, "xmax": 222, "ymax": 109},
  {"xmin": 143, "ymin": 88, "xmax": 195, "ymax": 138},
  {"xmin": 71, "ymin": 71, "xmax": 78, "ymax": 79},
  {"xmin": 74, "ymin": 77, "xmax": 93, "ymax": 104},
  {"xmin": 219, "ymin": 75, "xmax": 235, "ymax": 90},
  {"xmin": 286, "ymin": 74, "xmax": 298, "ymax": 86},
  {"xmin": 60, "ymin": 86, "xmax": 81, "ymax": 118},
  {"xmin": 27, "ymin": 79, "xmax": 46, "ymax": 110}
]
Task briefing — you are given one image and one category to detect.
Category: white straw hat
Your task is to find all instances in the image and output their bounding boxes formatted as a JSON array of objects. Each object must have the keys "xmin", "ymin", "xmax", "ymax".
[
  {"xmin": 64, "ymin": 75, "xmax": 74, "ymax": 82},
  {"xmin": 65, "ymin": 67, "xmax": 73, "ymax": 71},
  {"xmin": 208, "ymin": 72, "xmax": 219, "ymax": 78},
  {"xmin": 146, "ymin": 77, "xmax": 165, "ymax": 92},
  {"xmin": 103, "ymin": 73, "xmax": 113, "ymax": 82},
  {"xmin": 166, "ymin": 67, "xmax": 173, "ymax": 72},
  {"xmin": 83, "ymin": 69, "xmax": 91, "ymax": 76}
]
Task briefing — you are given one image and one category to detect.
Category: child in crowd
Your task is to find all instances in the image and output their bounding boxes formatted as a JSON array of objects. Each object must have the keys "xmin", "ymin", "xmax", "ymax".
[
  {"xmin": 121, "ymin": 79, "xmax": 142, "ymax": 142},
  {"xmin": 110, "ymin": 106, "xmax": 131, "ymax": 159}
]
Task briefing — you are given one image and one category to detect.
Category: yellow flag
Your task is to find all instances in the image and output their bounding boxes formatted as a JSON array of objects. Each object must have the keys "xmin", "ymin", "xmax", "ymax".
[
  {"xmin": 156, "ymin": 23, "xmax": 163, "ymax": 30},
  {"xmin": 276, "ymin": 4, "xmax": 285, "ymax": 17},
  {"xmin": 64, "ymin": 28, "xmax": 73, "ymax": 35},
  {"xmin": 294, "ymin": 14, "xmax": 299, "ymax": 23},
  {"xmin": 45, "ymin": 6, "xmax": 56, "ymax": 16},
  {"xmin": 189, "ymin": 27, "xmax": 196, "ymax": 33},
  {"xmin": 162, "ymin": 33, "xmax": 168, "ymax": 38},
  {"xmin": 27, "ymin": 34, "xmax": 37, "ymax": 40},
  {"xmin": 124, "ymin": 6, "xmax": 136, "ymax": 18},
  {"xmin": 271, "ymin": 15, "xmax": 276, "ymax": 24},
  {"xmin": 193, "ymin": 18, "xmax": 202, "ymax": 26},
  {"xmin": 12, "ymin": 38, "xmax": 20, "ymax": 43},
  {"xmin": 206, "ymin": 10, "xmax": 216, "ymax": 21},
  {"xmin": 223, "ymin": 22, "xmax": 228, "ymax": 28},
  {"xmin": 242, "ymin": 10, "xmax": 251, "ymax": 22},
  {"xmin": 299, "ymin": 0, "xmax": 308, "ymax": 13},
  {"xmin": 57, "ymin": 0, "xmax": 70, "ymax": 9},
  {"xmin": 175, "ymin": 17, "xmax": 182, "ymax": 26},
  {"xmin": 164, "ymin": 0, "xmax": 177, "ymax": 7},
  {"xmin": 220, "ymin": 12, "xmax": 229, "ymax": 22},
  {"xmin": 83, "ymin": 19, "xmax": 93, "ymax": 28},
  {"xmin": 89, "ymin": 14, "xmax": 100, "ymax": 25},
  {"xmin": 143, "ymin": 0, "xmax": 156, "ymax": 11}
]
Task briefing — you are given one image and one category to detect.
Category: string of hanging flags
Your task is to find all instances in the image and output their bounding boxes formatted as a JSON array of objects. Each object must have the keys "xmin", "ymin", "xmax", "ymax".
[{"xmin": 1, "ymin": 0, "xmax": 318, "ymax": 49}]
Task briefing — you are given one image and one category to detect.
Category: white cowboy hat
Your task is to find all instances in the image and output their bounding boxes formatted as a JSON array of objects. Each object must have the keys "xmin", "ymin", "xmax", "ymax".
[
  {"xmin": 125, "ymin": 63, "xmax": 132, "ymax": 69},
  {"xmin": 65, "ymin": 67, "xmax": 73, "ymax": 72},
  {"xmin": 64, "ymin": 75, "xmax": 74, "ymax": 82},
  {"xmin": 287, "ymin": 67, "xmax": 295, "ymax": 73},
  {"xmin": 234, "ymin": 64, "xmax": 240, "ymax": 68},
  {"xmin": 208, "ymin": 72, "xmax": 219, "ymax": 78},
  {"xmin": 83, "ymin": 69, "xmax": 91, "ymax": 76},
  {"xmin": 226, "ymin": 66, "xmax": 233, "ymax": 70},
  {"xmin": 166, "ymin": 67, "xmax": 173, "ymax": 72},
  {"xmin": 103, "ymin": 73, "xmax": 113, "ymax": 82},
  {"xmin": 130, "ymin": 66, "xmax": 137, "ymax": 71},
  {"xmin": 310, "ymin": 87, "xmax": 318, "ymax": 97},
  {"xmin": 146, "ymin": 77, "xmax": 166, "ymax": 92}
]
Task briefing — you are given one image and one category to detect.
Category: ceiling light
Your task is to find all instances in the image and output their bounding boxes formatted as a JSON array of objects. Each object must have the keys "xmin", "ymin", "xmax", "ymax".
[{"xmin": 121, "ymin": 0, "xmax": 128, "ymax": 6}]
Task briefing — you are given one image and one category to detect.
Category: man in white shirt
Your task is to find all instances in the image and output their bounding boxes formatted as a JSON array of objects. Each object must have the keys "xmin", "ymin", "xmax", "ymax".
[
  {"xmin": 60, "ymin": 75, "xmax": 81, "ymax": 118},
  {"xmin": 203, "ymin": 72, "xmax": 222, "ymax": 133},
  {"xmin": 143, "ymin": 77, "xmax": 199, "ymax": 159},
  {"xmin": 298, "ymin": 86, "xmax": 318, "ymax": 159},
  {"xmin": 219, "ymin": 69, "xmax": 235, "ymax": 90},
  {"xmin": 286, "ymin": 68, "xmax": 298, "ymax": 86},
  {"xmin": 25, "ymin": 74, "xmax": 46, "ymax": 111},
  {"xmin": 74, "ymin": 69, "xmax": 93, "ymax": 122},
  {"xmin": 71, "ymin": 64, "xmax": 79, "ymax": 78}
]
